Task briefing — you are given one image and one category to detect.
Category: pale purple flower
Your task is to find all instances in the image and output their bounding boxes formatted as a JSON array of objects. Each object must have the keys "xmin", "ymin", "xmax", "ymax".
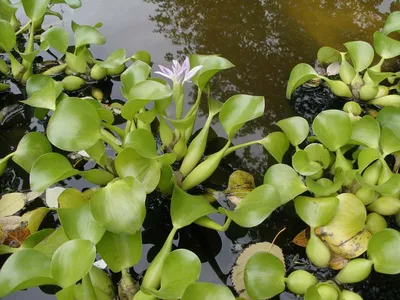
[{"xmin": 155, "ymin": 57, "xmax": 203, "ymax": 84}]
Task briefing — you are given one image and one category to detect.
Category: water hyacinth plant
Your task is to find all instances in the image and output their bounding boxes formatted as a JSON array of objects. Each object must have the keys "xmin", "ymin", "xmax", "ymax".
[{"xmin": 287, "ymin": 11, "xmax": 400, "ymax": 108}]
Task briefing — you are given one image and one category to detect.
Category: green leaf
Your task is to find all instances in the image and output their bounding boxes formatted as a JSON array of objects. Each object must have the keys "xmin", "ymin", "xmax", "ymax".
[
  {"xmin": 96, "ymin": 48, "xmax": 126, "ymax": 68},
  {"xmin": 369, "ymin": 94, "xmax": 400, "ymax": 107},
  {"xmin": 350, "ymin": 115, "xmax": 380, "ymax": 148},
  {"xmin": 58, "ymin": 203, "xmax": 106, "ymax": 244},
  {"xmin": 47, "ymin": 97, "xmax": 101, "ymax": 151},
  {"xmin": 12, "ymin": 132, "xmax": 52, "ymax": 173},
  {"xmin": 304, "ymin": 143, "xmax": 331, "ymax": 169},
  {"xmin": 382, "ymin": 11, "xmax": 400, "ymax": 35},
  {"xmin": 317, "ymin": 46, "xmax": 341, "ymax": 64},
  {"xmin": 189, "ymin": 54, "xmax": 235, "ymax": 89},
  {"xmin": 58, "ymin": 188, "xmax": 88, "ymax": 209},
  {"xmin": 292, "ymin": 150, "xmax": 322, "ymax": 176},
  {"xmin": 30, "ymin": 153, "xmax": 79, "ymax": 192},
  {"xmin": 377, "ymin": 106, "xmax": 400, "ymax": 138},
  {"xmin": 181, "ymin": 283, "xmax": 236, "ymax": 300},
  {"xmin": 219, "ymin": 94, "xmax": 265, "ymax": 139},
  {"xmin": 0, "ymin": 0, "xmax": 19, "ymax": 22},
  {"xmin": 90, "ymin": 177, "xmax": 146, "ymax": 234},
  {"xmin": 220, "ymin": 184, "xmax": 281, "ymax": 227},
  {"xmin": 115, "ymin": 148, "xmax": 161, "ymax": 194},
  {"xmin": 286, "ymin": 63, "xmax": 319, "ymax": 99},
  {"xmin": 96, "ymin": 230, "xmax": 142, "ymax": 272},
  {"xmin": 276, "ymin": 116, "xmax": 309, "ymax": 146},
  {"xmin": 22, "ymin": 0, "xmax": 50, "ymax": 21},
  {"xmin": 0, "ymin": 249, "xmax": 55, "ymax": 298},
  {"xmin": 26, "ymin": 74, "xmax": 62, "ymax": 97},
  {"xmin": 264, "ymin": 164, "xmax": 307, "ymax": 204},
  {"xmin": 367, "ymin": 228, "xmax": 400, "ymax": 274},
  {"xmin": 22, "ymin": 229, "xmax": 54, "ymax": 248},
  {"xmin": 21, "ymin": 207, "xmax": 50, "ymax": 232},
  {"xmin": 304, "ymin": 286, "xmax": 322, "ymax": 300},
  {"xmin": 51, "ymin": 239, "xmax": 96, "ymax": 288},
  {"xmin": 320, "ymin": 77, "xmax": 353, "ymax": 98},
  {"xmin": 80, "ymin": 169, "xmax": 115, "ymax": 186},
  {"xmin": 52, "ymin": 0, "xmax": 82, "ymax": 8},
  {"xmin": 312, "ymin": 110, "xmax": 352, "ymax": 151},
  {"xmin": 66, "ymin": 52, "xmax": 87, "ymax": 73},
  {"xmin": 344, "ymin": 41, "xmax": 374, "ymax": 72},
  {"xmin": 339, "ymin": 59, "xmax": 356, "ymax": 84},
  {"xmin": 335, "ymin": 258, "xmax": 373, "ymax": 284},
  {"xmin": 258, "ymin": 132, "xmax": 289, "ymax": 163},
  {"xmin": 294, "ymin": 196, "xmax": 339, "ymax": 227},
  {"xmin": 132, "ymin": 50, "xmax": 152, "ymax": 65},
  {"xmin": 306, "ymin": 168, "xmax": 344, "ymax": 196},
  {"xmin": 355, "ymin": 172, "xmax": 400, "ymax": 196},
  {"xmin": 121, "ymin": 60, "xmax": 151, "ymax": 98},
  {"xmin": 21, "ymin": 80, "xmax": 61, "ymax": 110},
  {"xmin": 142, "ymin": 249, "xmax": 201, "ymax": 299},
  {"xmin": 75, "ymin": 25, "xmax": 106, "ymax": 49},
  {"xmin": 34, "ymin": 226, "xmax": 69, "ymax": 258},
  {"xmin": 374, "ymin": 31, "xmax": 400, "ymax": 59},
  {"xmin": 0, "ymin": 193, "xmax": 26, "ymax": 217},
  {"xmin": 244, "ymin": 252, "xmax": 286, "ymax": 299},
  {"xmin": 380, "ymin": 127, "xmax": 400, "ymax": 156},
  {"xmin": 366, "ymin": 69, "xmax": 394, "ymax": 85},
  {"xmin": 121, "ymin": 100, "xmax": 149, "ymax": 120},
  {"xmin": 128, "ymin": 80, "xmax": 172, "ymax": 101},
  {"xmin": 0, "ymin": 20, "xmax": 16, "ymax": 51},
  {"xmin": 41, "ymin": 27, "xmax": 69, "ymax": 53},
  {"xmin": 171, "ymin": 186, "xmax": 217, "ymax": 229},
  {"xmin": 123, "ymin": 129, "xmax": 158, "ymax": 158}
]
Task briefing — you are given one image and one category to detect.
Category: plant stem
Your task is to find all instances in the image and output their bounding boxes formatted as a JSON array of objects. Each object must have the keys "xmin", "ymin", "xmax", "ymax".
[
  {"xmin": 100, "ymin": 129, "xmax": 122, "ymax": 153},
  {"xmin": 173, "ymin": 82, "xmax": 184, "ymax": 119},
  {"xmin": 141, "ymin": 227, "xmax": 178, "ymax": 289},
  {"xmin": 15, "ymin": 20, "xmax": 31, "ymax": 35},
  {"xmin": 223, "ymin": 140, "xmax": 260, "ymax": 157},
  {"xmin": 101, "ymin": 122, "xmax": 125, "ymax": 140},
  {"xmin": 194, "ymin": 216, "xmax": 232, "ymax": 232},
  {"xmin": 185, "ymin": 88, "xmax": 202, "ymax": 118}
]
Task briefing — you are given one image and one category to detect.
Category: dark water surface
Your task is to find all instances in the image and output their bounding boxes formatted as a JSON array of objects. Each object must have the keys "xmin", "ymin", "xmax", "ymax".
[{"xmin": 2, "ymin": 1, "xmax": 400, "ymax": 299}]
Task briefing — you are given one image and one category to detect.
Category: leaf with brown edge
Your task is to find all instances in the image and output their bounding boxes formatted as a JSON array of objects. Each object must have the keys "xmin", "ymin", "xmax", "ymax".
[
  {"xmin": 329, "ymin": 251, "xmax": 349, "ymax": 270},
  {"xmin": 292, "ymin": 228, "xmax": 310, "ymax": 248}
]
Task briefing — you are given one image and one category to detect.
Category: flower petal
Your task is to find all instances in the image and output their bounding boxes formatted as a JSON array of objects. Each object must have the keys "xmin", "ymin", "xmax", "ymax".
[
  {"xmin": 175, "ymin": 68, "xmax": 186, "ymax": 84},
  {"xmin": 184, "ymin": 65, "xmax": 203, "ymax": 82},
  {"xmin": 155, "ymin": 71, "xmax": 173, "ymax": 81},
  {"xmin": 182, "ymin": 56, "xmax": 190, "ymax": 72},
  {"xmin": 173, "ymin": 60, "xmax": 180, "ymax": 69},
  {"xmin": 158, "ymin": 65, "xmax": 174, "ymax": 78}
]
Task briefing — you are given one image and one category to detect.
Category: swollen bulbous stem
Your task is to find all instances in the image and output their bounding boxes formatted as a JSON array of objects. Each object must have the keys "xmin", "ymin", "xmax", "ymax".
[
  {"xmin": 141, "ymin": 227, "xmax": 178, "ymax": 289},
  {"xmin": 21, "ymin": 22, "xmax": 35, "ymax": 83},
  {"xmin": 173, "ymin": 82, "xmax": 184, "ymax": 119},
  {"xmin": 194, "ymin": 216, "xmax": 232, "ymax": 232},
  {"xmin": 180, "ymin": 113, "xmax": 214, "ymax": 177},
  {"xmin": 173, "ymin": 130, "xmax": 188, "ymax": 161},
  {"xmin": 159, "ymin": 116, "xmax": 174, "ymax": 147},
  {"xmin": 181, "ymin": 140, "xmax": 231, "ymax": 190},
  {"xmin": 137, "ymin": 108, "xmax": 151, "ymax": 132},
  {"xmin": 41, "ymin": 63, "xmax": 68, "ymax": 76}
]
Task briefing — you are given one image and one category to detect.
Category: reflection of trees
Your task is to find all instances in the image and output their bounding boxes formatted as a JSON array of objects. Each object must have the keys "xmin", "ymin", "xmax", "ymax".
[{"xmin": 145, "ymin": 0, "xmax": 393, "ymax": 173}]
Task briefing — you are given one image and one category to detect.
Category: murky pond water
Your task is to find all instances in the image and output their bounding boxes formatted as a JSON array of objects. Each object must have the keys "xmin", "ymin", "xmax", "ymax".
[{"xmin": 2, "ymin": 1, "xmax": 400, "ymax": 299}]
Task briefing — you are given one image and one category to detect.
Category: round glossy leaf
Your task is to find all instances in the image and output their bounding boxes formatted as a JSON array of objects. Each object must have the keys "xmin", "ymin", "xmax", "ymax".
[
  {"xmin": 33, "ymin": 226, "xmax": 69, "ymax": 259},
  {"xmin": 382, "ymin": 11, "xmax": 400, "ymax": 34},
  {"xmin": 244, "ymin": 252, "xmax": 286, "ymax": 299},
  {"xmin": 350, "ymin": 115, "xmax": 380, "ymax": 148},
  {"xmin": 30, "ymin": 153, "xmax": 79, "ymax": 192},
  {"xmin": 90, "ymin": 177, "xmax": 146, "ymax": 234},
  {"xmin": 316, "ymin": 193, "xmax": 370, "ymax": 258},
  {"xmin": 22, "ymin": 0, "xmax": 50, "ymax": 20},
  {"xmin": 21, "ymin": 207, "xmax": 50, "ymax": 233},
  {"xmin": 21, "ymin": 79, "xmax": 62, "ymax": 110},
  {"xmin": 12, "ymin": 132, "xmax": 52, "ymax": 173},
  {"xmin": 121, "ymin": 60, "xmax": 151, "ymax": 98},
  {"xmin": 292, "ymin": 150, "xmax": 322, "ymax": 176},
  {"xmin": 380, "ymin": 127, "xmax": 400, "ymax": 156},
  {"xmin": 366, "ymin": 212, "xmax": 388, "ymax": 234},
  {"xmin": 128, "ymin": 80, "xmax": 172, "ymax": 101},
  {"xmin": 115, "ymin": 148, "xmax": 161, "ymax": 194},
  {"xmin": 312, "ymin": 110, "xmax": 352, "ymax": 151},
  {"xmin": 189, "ymin": 54, "xmax": 235, "ymax": 89},
  {"xmin": 366, "ymin": 69, "xmax": 394, "ymax": 85},
  {"xmin": 79, "ymin": 169, "xmax": 115, "ymax": 186},
  {"xmin": 225, "ymin": 170, "xmax": 255, "ymax": 205},
  {"xmin": 181, "ymin": 282, "xmax": 236, "ymax": 300},
  {"xmin": 264, "ymin": 164, "xmax": 308, "ymax": 204},
  {"xmin": 258, "ymin": 131, "xmax": 289, "ymax": 163},
  {"xmin": 222, "ymin": 184, "xmax": 281, "ymax": 227},
  {"xmin": 142, "ymin": 249, "xmax": 201, "ymax": 299},
  {"xmin": 58, "ymin": 203, "xmax": 106, "ymax": 244},
  {"xmin": 344, "ymin": 41, "xmax": 374, "ymax": 72},
  {"xmin": 124, "ymin": 129, "xmax": 158, "ymax": 158},
  {"xmin": 51, "ymin": 239, "xmax": 96, "ymax": 288},
  {"xmin": 304, "ymin": 143, "xmax": 331, "ymax": 169},
  {"xmin": 22, "ymin": 229, "xmax": 54, "ymax": 248},
  {"xmin": 286, "ymin": 63, "xmax": 319, "ymax": 99},
  {"xmin": 276, "ymin": 116, "xmax": 309, "ymax": 146},
  {"xmin": 75, "ymin": 25, "xmax": 106, "ymax": 49},
  {"xmin": 0, "ymin": 20, "xmax": 16, "ymax": 51},
  {"xmin": 369, "ymin": 94, "xmax": 400, "ymax": 107},
  {"xmin": 47, "ymin": 97, "xmax": 101, "ymax": 151},
  {"xmin": 58, "ymin": 188, "xmax": 88, "ymax": 208},
  {"xmin": 304, "ymin": 286, "xmax": 322, "ymax": 300},
  {"xmin": 374, "ymin": 31, "xmax": 400, "ymax": 59},
  {"xmin": 65, "ymin": 52, "xmax": 87, "ymax": 73},
  {"xmin": 339, "ymin": 59, "xmax": 356, "ymax": 84},
  {"xmin": 0, "ymin": 193, "xmax": 26, "ymax": 218},
  {"xmin": 317, "ymin": 46, "xmax": 341, "ymax": 64},
  {"xmin": 171, "ymin": 186, "xmax": 217, "ymax": 229},
  {"xmin": 0, "ymin": 249, "xmax": 55, "ymax": 298},
  {"xmin": 367, "ymin": 196, "xmax": 400, "ymax": 216},
  {"xmin": 367, "ymin": 229, "xmax": 400, "ymax": 274},
  {"xmin": 96, "ymin": 230, "xmax": 142, "ymax": 273},
  {"xmin": 219, "ymin": 94, "xmax": 265, "ymax": 139},
  {"xmin": 357, "ymin": 148, "xmax": 381, "ymax": 172},
  {"xmin": 96, "ymin": 48, "xmax": 126, "ymax": 68},
  {"xmin": 294, "ymin": 196, "xmax": 339, "ymax": 228},
  {"xmin": 41, "ymin": 27, "xmax": 69, "ymax": 53},
  {"xmin": 377, "ymin": 106, "xmax": 400, "ymax": 138},
  {"xmin": 355, "ymin": 171, "xmax": 400, "ymax": 196},
  {"xmin": 321, "ymin": 77, "xmax": 352, "ymax": 98}
]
